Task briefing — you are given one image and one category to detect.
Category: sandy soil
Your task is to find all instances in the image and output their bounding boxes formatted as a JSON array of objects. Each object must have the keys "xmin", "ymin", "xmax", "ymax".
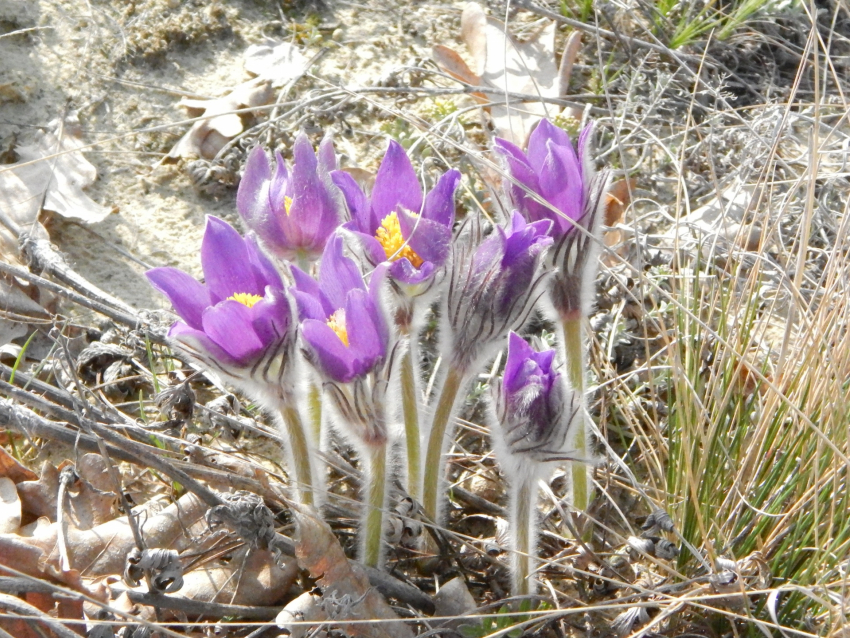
[{"xmin": 0, "ymin": 0, "xmax": 468, "ymax": 309}]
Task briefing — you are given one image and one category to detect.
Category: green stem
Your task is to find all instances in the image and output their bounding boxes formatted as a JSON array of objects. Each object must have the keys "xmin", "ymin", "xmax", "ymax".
[
  {"xmin": 307, "ymin": 382, "xmax": 322, "ymax": 446},
  {"xmin": 561, "ymin": 316, "xmax": 589, "ymax": 515},
  {"xmin": 512, "ymin": 475, "xmax": 535, "ymax": 597},
  {"xmin": 400, "ymin": 346, "xmax": 421, "ymax": 500},
  {"xmin": 422, "ymin": 365, "xmax": 465, "ymax": 522},
  {"xmin": 362, "ymin": 443, "xmax": 388, "ymax": 568},
  {"xmin": 280, "ymin": 404, "xmax": 315, "ymax": 507}
]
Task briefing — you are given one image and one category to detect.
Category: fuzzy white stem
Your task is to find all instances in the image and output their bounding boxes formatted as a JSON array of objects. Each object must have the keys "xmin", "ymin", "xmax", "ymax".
[
  {"xmin": 511, "ymin": 474, "xmax": 537, "ymax": 597},
  {"xmin": 362, "ymin": 442, "xmax": 389, "ymax": 568},
  {"xmin": 422, "ymin": 364, "xmax": 466, "ymax": 523},
  {"xmin": 561, "ymin": 316, "xmax": 590, "ymax": 518}
]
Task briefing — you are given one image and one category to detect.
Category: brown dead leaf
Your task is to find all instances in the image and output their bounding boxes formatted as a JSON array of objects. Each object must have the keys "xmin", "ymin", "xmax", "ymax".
[
  {"xmin": 0, "ymin": 478, "xmax": 21, "ymax": 533},
  {"xmin": 289, "ymin": 508, "xmax": 413, "ymax": 638},
  {"xmin": 168, "ymin": 79, "xmax": 274, "ymax": 161},
  {"xmin": 431, "ymin": 44, "xmax": 482, "ymax": 89},
  {"xmin": 174, "ymin": 547, "xmax": 297, "ymax": 608},
  {"xmin": 0, "ymin": 445, "xmax": 38, "ymax": 483},
  {"xmin": 605, "ymin": 178, "xmax": 636, "ymax": 226},
  {"xmin": 277, "ymin": 591, "xmax": 327, "ymax": 638},
  {"xmin": 0, "ymin": 113, "xmax": 112, "ymax": 264},
  {"xmin": 16, "ymin": 460, "xmax": 59, "ymax": 520},
  {"xmin": 433, "ymin": 3, "xmax": 581, "ymax": 147}
]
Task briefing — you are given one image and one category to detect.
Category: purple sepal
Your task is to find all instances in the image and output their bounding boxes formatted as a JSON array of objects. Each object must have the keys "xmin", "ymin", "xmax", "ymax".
[
  {"xmin": 495, "ymin": 118, "xmax": 588, "ymax": 239},
  {"xmin": 237, "ymin": 134, "xmax": 344, "ymax": 261},
  {"xmin": 294, "ymin": 237, "xmax": 390, "ymax": 384},
  {"xmin": 147, "ymin": 216, "xmax": 293, "ymax": 369}
]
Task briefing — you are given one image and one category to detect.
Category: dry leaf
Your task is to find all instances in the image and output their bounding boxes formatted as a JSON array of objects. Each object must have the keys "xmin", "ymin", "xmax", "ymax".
[
  {"xmin": 0, "ymin": 445, "xmax": 38, "ymax": 484},
  {"xmin": 16, "ymin": 460, "xmax": 59, "ymax": 520},
  {"xmin": 288, "ymin": 508, "xmax": 414, "ymax": 638},
  {"xmin": 168, "ymin": 79, "xmax": 274, "ymax": 160},
  {"xmin": 0, "ymin": 113, "xmax": 112, "ymax": 262},
  {"xmin": 0, "ymin": 477, "xmax": 22, "ymax": 533},
  {"xmin": 277, "ymin": 591, "xmax": 328, "ymax": 638},
  {"xmin": 433, "ymin": 2, "xmax": 582, "ymax": 147},
  {"xmin": 244, "ymin": 39, "xmax": 308, "ymax": 88},
  {"xmin": 605, "ymin": 178, "xmax": 636, "ymax": 226},
  {"xmin": 168, "ymin": 39, "xmax": 306, "ymax": 161},
  {"xmin": 172, "ymin": 547, "xmax": 298, "ymax": 609},
  {"xmin": 431, "ymin": 44, "xmax": 482, "ymax": 89}
]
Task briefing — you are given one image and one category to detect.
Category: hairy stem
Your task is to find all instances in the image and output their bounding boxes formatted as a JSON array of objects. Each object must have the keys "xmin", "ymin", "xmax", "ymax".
[
  {"xmin": 362, "ymin": 442, "xmax": 388, "ymax": 568},
  {"xmin": 307, "ymin": 382, "xmax": 322, "ymax": 446},
  {"xmin": 400, "ymin": 345, "xmax": 421, "ymax": 500},
  {"xmin": 561, "ymin": 316, "xmax": 589, "ymax": 515},
  {"xmin": 511, "ymin": 475, "xmax": 536, "ymax": 597},
  {"xmin": 422, "ymin": 364, "xmax": 465, "ymax": 522},
  {"xmin": 280, "ymin": 404, "xmax": 315, "ymax": 507}
]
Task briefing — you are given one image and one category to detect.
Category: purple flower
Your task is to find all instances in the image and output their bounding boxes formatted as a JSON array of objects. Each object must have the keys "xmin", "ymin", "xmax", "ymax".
[
  {"xmin": 443, "ymin": 212, "xmax": 553, "ymax": 372},
  {"xmin": 494, "ymin": 119, "xmax": 591, "ymax": 238},
  {"xmin": 146, "ymin": 216, "xmax": 292, "ymax": 370},
  {"xmin": 494, "ymin": 332, "xmax": 577, "ymax": 464},
  {"xmin": 237, "ymin": 133, "xmax": 344, "ymax": 262},
  {"xmin": 332, "ymin": 140, "xmax": 460, "ymax": 288},
  {"xmin": 291, "ymin": 235, "xmax": 389, "ymax": 384},
  {"xmin": 495, "ymin": 119, "xmax": 610, "ymax": 319}
]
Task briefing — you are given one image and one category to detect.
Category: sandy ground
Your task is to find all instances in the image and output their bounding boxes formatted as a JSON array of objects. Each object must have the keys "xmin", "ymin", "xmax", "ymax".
[{"xmin": 0, "ymin": 0, "xmax": 467, "ymax": 309}]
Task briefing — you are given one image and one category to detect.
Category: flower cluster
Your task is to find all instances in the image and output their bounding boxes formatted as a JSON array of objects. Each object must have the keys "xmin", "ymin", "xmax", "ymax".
[{"xmin": 146, "ymin": 119, "xmax": 608, "ymax": 578}]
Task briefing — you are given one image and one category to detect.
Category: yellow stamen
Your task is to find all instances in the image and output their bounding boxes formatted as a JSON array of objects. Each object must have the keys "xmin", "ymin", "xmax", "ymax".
[
  {"xmin": 375, "ymin": 211, "xmax": 423, "ymax": 268},
  {"xmin": 327, "ymin": 309, "xmax": 349, "ymax": 347},
  {"xmin": 284, "ymin": 196, "xmax": 293, "ymax": 216},
  {"xmin": 228, "ymin": 292, "xmax": 263, "ymax": 308}
]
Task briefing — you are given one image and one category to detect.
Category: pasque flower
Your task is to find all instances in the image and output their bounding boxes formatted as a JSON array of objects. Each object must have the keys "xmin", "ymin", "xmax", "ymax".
[
  {"xmin": 291, "ymin": 234, "xmax": 394, "ymax": 568},
  {"xmin": 496, "ymin": 118, "xmax": 611, "ymax": 517},
  {"xmin": 491, "ymin": 332, "xmax": 579, "ymax": 479},
  {"xmin": 333, "ymin": 141, "xmax": 460, "ymax": 501},
  {"xmin": 494, "ymin": 118, "xmax": 610, "ymax": 319},
  {"xmin": 332, "ymin": 140, "xmax": 461, "ymax": 291},
  {"xmin": 237, "ymin": 133, "xmax": 344, "ymax": 263},
  {"xmin": 146, "ymin": 216, "xmax": 318, "ymax": 506},
  {"xmin": 443, "ymin": 212, "xmax": 554, "ymax": 373},
  {"xmin": 146, "ymin": 215, "xmax": 291, "ymax": 371},
  {"xmin": 422, "ymin": 212, "xmax": 554, "ymax": 522},
  {"xmin": 489, "ymin": 332, "xmax": 581, "ymax": 596},
  {"xmin": 291, "ymin": 235, "xmax": 390, "ymax": 386}
]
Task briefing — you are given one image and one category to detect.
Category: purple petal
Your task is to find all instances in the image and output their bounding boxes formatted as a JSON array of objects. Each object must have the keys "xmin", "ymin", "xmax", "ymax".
[
  {"xmin": 540, "ymin": 141, "xmax": 583, "ymax": 232},
  {"xmin": 317, "ymin": 135, "xmax": 338, "ymax": 174},
  {"xmin": 333, "ymin": 172, "xmax": 373, "ymax": 233},
  {"xmin": 367, "ymin": 262, "xmax": 390, "ymax": 350},
  {"xmin": 245, "ymin": 234, "xmax": 283, "ymax": 291},
  {"xmin": 202, "ymin": 300, "xmax": 265, "ymax": 363},
  {"xmin": 318, "ymin": 235, "xmax": 366, "ymax": 310},
  {"xmin": 527, "ymin": 119, "xmax": 572, "ymax": 174},
  {"xmin": 237, "ymin": 146, "xmax": 271, "ymax": 225},
  {"xmin": 302, "ymin": 318, "xmax": 357, "ymax": 382},
  {"xmin": 371, "ymin": 140, "xmax": 422, "ymax": 222},
  {"xmin": 290, "ymin": 266, "xmax": 329, "ymax": 320},
  {"xmin": 168, "ymin": 321, "xmax": 235, "ymax": 364},
  {"xmin": 345, "ymin": 288, "xmax": 385, "ymax": 372},
  {"xmin": 422, "ymin": 169, "xmax": 461, "ymax": 227},
  {"xmin": 343, "ymin": 224, "xmax": 389, "ymax": 267},
  {"xmin": 388, "ymin": 258, "xmax": 435, "ymax": 286},
  {"xmin": 396, "ymin": 209, "xmax": 451, "ymax": 266},
  {"xmin": 251, "ymin": 287, "xmax": 292, "ymax": 345},
  {"xmin": 201, "ymin": 216, "xmax": 261, "ymax": 303},
  {"xmin": 292, "ymin": 289, "xmax": 328, "ymax": 322},
  {"xmin": 504, "ymin": 331, "xmax": 534, "ymax": 391},
  {"xmin": 237, "ymin": 148, "xmax": 293, "ymax": 254},
  {"xmin": 268, "ymin": 151, "xmax": 291, "ymax": 214},
  {"xmin": 146, "ymin": 267, "xmax": 209, "ymax": 331}
]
